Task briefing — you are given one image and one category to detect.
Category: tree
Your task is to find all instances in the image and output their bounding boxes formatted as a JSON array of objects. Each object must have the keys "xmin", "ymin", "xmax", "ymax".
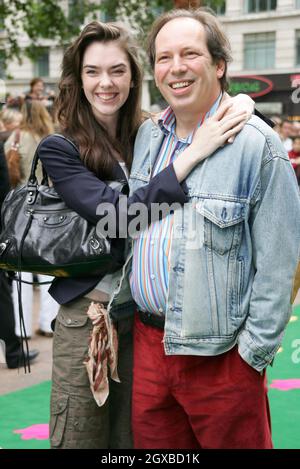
[
  {"xmin": 100, "ymin": 0, "xmax": 224, "ymax": 52},
  {"xmin": 0, "ymin": 0, "xmax": 99, "ymax": 65},
  {"xmin": 0, "ymin": 0, "xmax": 225, "ymax": 68}
]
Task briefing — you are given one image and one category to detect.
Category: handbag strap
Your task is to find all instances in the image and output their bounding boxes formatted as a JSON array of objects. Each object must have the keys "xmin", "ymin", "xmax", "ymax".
[
  {"xmin": 28, "ymin": 133, "xmax": 79, "ymax": 184},
  {"xmin": 12, "ymin": 135, "xmax": 77, "ymax": 371},
  {"xmin": 25, "ymin": 134, "xmax": 80, "ymax": 204},
  {"xmin": 16, "ymin": 211, "xmax": 35, "ymax": 373},
  {"xmin": 14, "ymin": 128, "xmax": 21, "ymax": 145}
]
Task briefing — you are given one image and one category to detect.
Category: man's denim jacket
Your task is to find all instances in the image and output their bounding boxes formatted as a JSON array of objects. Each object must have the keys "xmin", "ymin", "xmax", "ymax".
[{"xmin": 109, "ymin": 115, "xmax": 300, "ymax": 372}]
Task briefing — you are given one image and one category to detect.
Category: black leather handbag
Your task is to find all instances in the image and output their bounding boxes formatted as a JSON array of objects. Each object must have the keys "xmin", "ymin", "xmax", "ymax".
[{"xmin": 0, "ymin": 134, "xmax": 124, "ymax": 278}]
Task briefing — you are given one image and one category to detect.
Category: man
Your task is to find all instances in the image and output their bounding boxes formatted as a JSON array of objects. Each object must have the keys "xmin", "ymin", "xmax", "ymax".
[
  {"xmin": 279, "ymin": 118, "xmax": 293, "ymax": 152},
  {"xmin": 288, "ymin": 136, "xmax": 300, "ymax": 185},
  {"xmin": 109, "ymin": 8, "xmax": 300, "ymax": 449}
]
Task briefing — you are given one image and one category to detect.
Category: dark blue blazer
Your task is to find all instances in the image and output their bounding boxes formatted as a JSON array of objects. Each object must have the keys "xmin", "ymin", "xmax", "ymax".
[{"xmin": 38, "ymin": 135, "xmax": 188, "ymax": 304}]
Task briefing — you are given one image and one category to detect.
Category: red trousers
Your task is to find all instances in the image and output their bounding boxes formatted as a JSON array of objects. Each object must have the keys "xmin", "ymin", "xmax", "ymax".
[{"xmin": 132, "ymin": 315, "xmax": 273, "ymax": 449}]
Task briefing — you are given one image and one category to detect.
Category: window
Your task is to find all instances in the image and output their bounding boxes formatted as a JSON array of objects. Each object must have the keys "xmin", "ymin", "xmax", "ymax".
[
  {"xmin": 296, "ymin": 0, "xmax": 300, "ymax": 9},
  {"xmin": 100, "ymin": 10, "xmax": 116, "ymax": 22},
  {"xmin": 245, "ymin": 0, "xmax": 277, "ymax": 13},
  {"xmin": 206, "ymin": 0, "xmax": 226, "ymax": 15},
  {"xmin": 244, "ymin": 32, "xmax": 275, "ymax": 69},
  {"xmin": 296, "ymin": 31, "xmax": 300, "ymax": 65},
  {"xmin": 68, "ymin": 0, "xmax": 85, "ymax": 28},
  {"xmin": 0, "ymin": 50, "xmax": 5, "ymax": 79},
  {"xmin": 33, "ymin": 48, "xmax": 49, "ymax": 77}
]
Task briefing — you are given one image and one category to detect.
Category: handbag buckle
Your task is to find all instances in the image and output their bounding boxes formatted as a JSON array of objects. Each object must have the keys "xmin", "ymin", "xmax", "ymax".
[
  {"xmin": 27, "ymin": 184, "xmax": 37, "ymax": 205},
  {"xmin": 90, "ymin": 237, "xmax": 101, "ymax": 251},
  {"xmin": 0, "ymin": 239, "xmax": 10, "ymax": 255}
]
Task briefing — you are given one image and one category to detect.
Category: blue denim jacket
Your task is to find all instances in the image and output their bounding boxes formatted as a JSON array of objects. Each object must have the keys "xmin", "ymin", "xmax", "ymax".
[{"xmin": 109, "ymin": 115, "xmax": 300, "ymax": 372}]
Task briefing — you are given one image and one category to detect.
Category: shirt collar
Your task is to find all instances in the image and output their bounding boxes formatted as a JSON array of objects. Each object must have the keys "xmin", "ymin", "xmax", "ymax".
[
  {"xmin": 158, "ymin": 92, "xmax": 223, "ymax": 143},
  {"xmin": 158, "ymin": 106, "xmax": 176, "ymax": 136}
]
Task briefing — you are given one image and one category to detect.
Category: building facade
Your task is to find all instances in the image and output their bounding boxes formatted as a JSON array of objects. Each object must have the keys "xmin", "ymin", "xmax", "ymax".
[{"xmin": 1, "ymin": 0, "xmax": 300, "ymax": 117}]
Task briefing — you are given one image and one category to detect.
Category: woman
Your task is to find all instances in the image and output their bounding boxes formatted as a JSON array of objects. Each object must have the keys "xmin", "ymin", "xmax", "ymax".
[
  {"xmin": 24, "ymin": 77, "xmax": 55, "ymax": 110},
  {"xmin": 38, "ymin": 21, "xmax": 252, "ymax": 449},
  {"xmin": 5, "ymin": 100, "xmax": 54, "ymax": 185}
]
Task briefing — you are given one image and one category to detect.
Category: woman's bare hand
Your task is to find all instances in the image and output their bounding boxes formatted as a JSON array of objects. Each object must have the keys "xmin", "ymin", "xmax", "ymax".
[
  {"xmin": 173, "ymin": 101, "xmax": 247, "ymax": 182},
  {"xmin": 190, "ymin": 100, "xmax": 247, "ymax": 159},
  {"xmin": 222, "ymin": 93, "xmax": 254, "ymax": 142}
]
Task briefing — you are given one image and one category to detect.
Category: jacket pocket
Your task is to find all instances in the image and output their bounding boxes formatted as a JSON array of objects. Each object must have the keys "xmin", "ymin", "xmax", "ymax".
[
  {"xmin": 57, "ymin": 312, "xmax": 89, "ymax": 328},
  {"xmin": 236, "ymin": 257, "xmax": 245, "ymax": 318},
  {"xmin": 54, "ymin": 304, "xmax": 92, "ymax": 360},
  {"xmin": 50, "ymin": 394, "xmax": 69, "ymax": 448},
  {"xmin": 197, "ymin": 199, "xmax": 245, "ymax": 255}
]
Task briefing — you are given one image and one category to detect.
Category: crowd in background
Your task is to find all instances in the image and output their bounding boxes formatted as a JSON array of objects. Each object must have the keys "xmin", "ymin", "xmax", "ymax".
[
  {"xmin": 0, "ymin": 77, "xmax": 300, "ymax": 367},
  {"xmin": 2, "ymin": 78, "xmax": 300, "ymax": 183},
  {"xmin": 271, "ymin": 116, "xmax": 300, "ymax": 184}
]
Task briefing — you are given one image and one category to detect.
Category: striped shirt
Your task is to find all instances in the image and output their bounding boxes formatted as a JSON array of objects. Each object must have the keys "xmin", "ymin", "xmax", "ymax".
[{"xmin": 130, "ymin": 95, "xmax": 222, "ymax": 317}]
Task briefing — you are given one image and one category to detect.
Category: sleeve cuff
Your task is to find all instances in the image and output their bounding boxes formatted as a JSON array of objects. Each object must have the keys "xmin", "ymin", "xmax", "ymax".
[
  {"xmin": 159, "ymin": 164, "xmax": 189, "ymax": 204},
  {"xmin": 237, "ymin": 329, "xmax": 276, "ymax": 372}
]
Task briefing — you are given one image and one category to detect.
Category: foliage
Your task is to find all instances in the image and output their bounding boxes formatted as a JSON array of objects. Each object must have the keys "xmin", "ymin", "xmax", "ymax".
[
  {"xmin": 0, "ymin": 0, "xmax": 99, "ymax": 65},
  {"xmin": 100, "ymin": 0, "xmax": 224, "ymax": 47},
  {"xmin": 0, "ymin": 0, "xmax": 225, "ymax": 69}
]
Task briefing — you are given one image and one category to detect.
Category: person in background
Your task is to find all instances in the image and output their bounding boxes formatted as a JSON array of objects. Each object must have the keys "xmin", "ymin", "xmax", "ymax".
[
  {"xmin": 4, "ymin": 100, "xmax": 59, "ymax": 339},
  {"xmin": 25, "ymin": 77, "xmax": 55, "ymax": 110},
  {"xmin": 279, "ymin": 118, "xmax": 293, "ymax": 152},
  {"xmin": 292, "ymin": 121, "xmax": 300, "ymax": 137},
  {"xmin": 288, "ymin": 136, "xmax": 300, "ymax": 185},
  {"xmin": 38, "ymin": 20, "xmax": 253, "ymax": 449},
  {"xmin": 0, "ymin": 108, "xmax": 22, "ymax": 141},
  {"xmin": 270, "ymin": 115, "xmax": 282, "ymax": 135}
]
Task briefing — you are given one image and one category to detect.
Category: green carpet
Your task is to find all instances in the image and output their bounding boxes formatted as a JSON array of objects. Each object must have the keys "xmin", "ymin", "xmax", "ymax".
[
  {"xmin": 268, "ymin": 304, "xmax": 300, "ymax": 449},
  {"xmin": 0, "ymin": 307, "xmax": 299, "ymax": 449}
]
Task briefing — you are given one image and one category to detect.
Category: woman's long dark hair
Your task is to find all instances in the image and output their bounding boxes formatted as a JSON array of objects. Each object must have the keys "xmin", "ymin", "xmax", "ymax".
[{"xmin": 55, "ymin": 21, "xmax": 143, "ymax": 179}]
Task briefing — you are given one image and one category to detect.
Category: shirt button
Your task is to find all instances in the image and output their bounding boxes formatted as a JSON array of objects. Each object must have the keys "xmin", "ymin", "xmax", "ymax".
[
  {"xmin": 159, "ymin": 308, "xmax": 163, "ymax": 314},
  {"xmin": 150, "ymin": 274, "xmax": 156, "ymax": 280}
]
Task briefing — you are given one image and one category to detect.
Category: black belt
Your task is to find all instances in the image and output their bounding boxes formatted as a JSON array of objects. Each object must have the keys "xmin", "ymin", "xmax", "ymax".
[{"xmin": 137, "ymin": 310, "xmax": 165, "ymax": 330}]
